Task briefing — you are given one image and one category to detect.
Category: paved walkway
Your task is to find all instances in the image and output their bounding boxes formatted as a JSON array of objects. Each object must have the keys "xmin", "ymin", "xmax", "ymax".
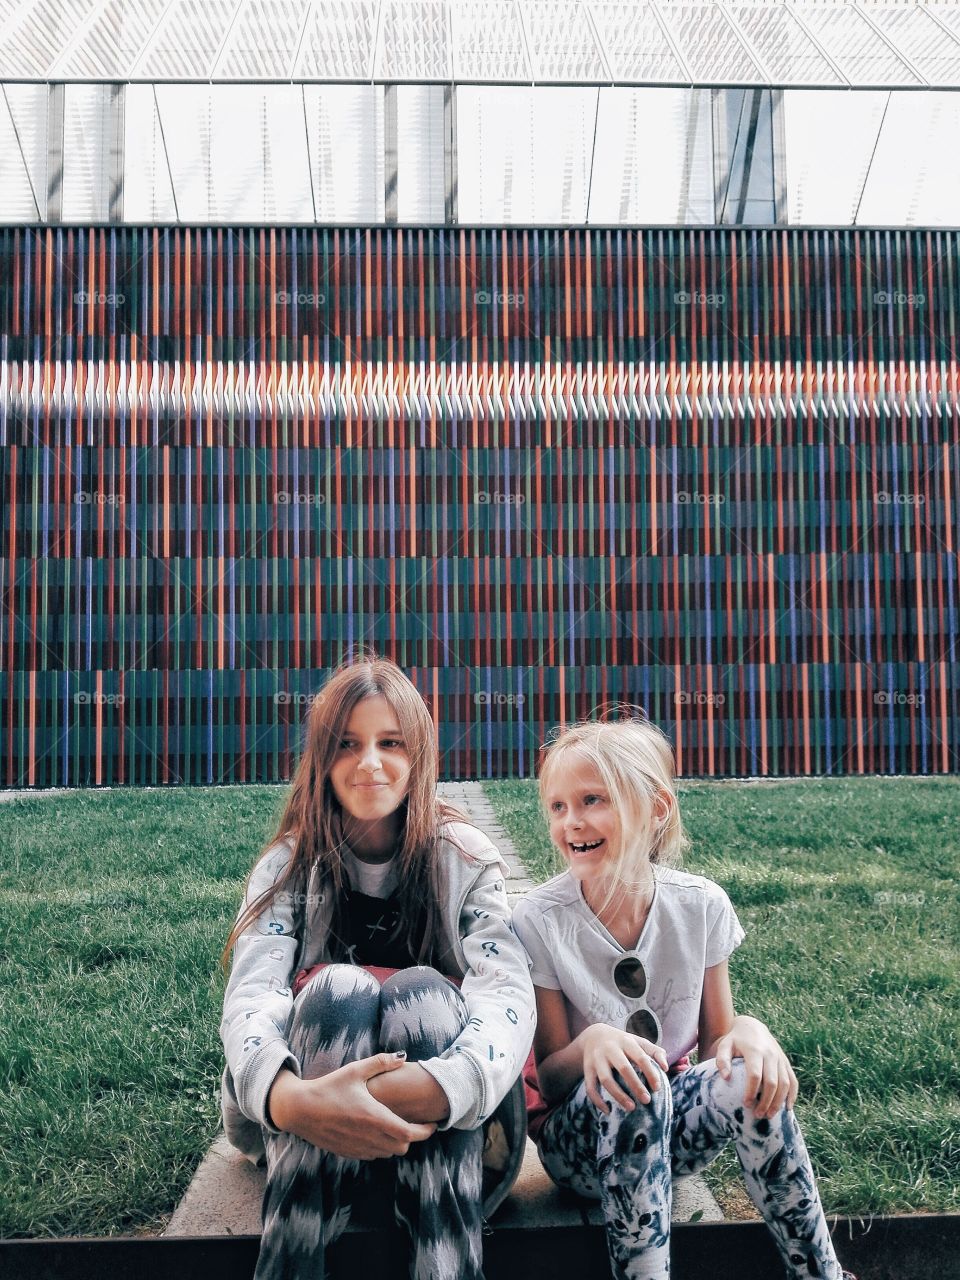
[
  {"xmin": 437, "ymin": 780, "xmax": 533, "ymax": 902},
  {"xmin": 0, "ymin": 788, "xmax": 76, "ymax": 801}
]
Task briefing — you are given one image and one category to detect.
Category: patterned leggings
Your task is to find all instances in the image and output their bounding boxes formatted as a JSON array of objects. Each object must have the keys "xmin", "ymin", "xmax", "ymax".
[
  {"xmin": 254, "ymin": 964, "xmax": 484, "ymax": 1280},
  {"xmin": 537, "ymin": 1058, "xmax": 842, "ymax": 1280}
]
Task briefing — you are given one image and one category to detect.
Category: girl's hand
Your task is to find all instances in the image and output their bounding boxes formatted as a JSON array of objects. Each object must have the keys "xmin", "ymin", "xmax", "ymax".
[
  {"xmin": 714, "ymin": 1015, "xmax": 799, "ymax": 1121},
  {"xmin": 268, "ymin": 1056, "xmax": 437, "ymax": 1159},
  {"xmin": 579, "ymin": 1023, "xmax": 670, "ymax": 1115}
]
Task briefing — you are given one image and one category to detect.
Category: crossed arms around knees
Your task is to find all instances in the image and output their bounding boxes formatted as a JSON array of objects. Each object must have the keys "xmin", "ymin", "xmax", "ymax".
[
  {"xmin": 533, "ymin": 959, "xmax": 799, "ymax": 1122},
  {"xmin": 266, "ymin": 1055, "xmax": 447, "ymax": 1161}
]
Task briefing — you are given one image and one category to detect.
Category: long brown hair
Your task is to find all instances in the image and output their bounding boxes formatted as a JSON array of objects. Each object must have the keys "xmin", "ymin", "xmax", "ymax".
[{"xmin": 220, "ymin": 656, "xmax": 468, "ymax": 973}]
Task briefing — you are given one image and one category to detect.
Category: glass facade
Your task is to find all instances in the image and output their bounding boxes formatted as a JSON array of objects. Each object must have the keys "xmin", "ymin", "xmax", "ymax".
[
  {"xmin": 0, "ymin": 1, "xmax": 958, "ymax": 226},
  {"xmin": 3, "ymin": 80, "xmax": 960, "ymax": 227}
]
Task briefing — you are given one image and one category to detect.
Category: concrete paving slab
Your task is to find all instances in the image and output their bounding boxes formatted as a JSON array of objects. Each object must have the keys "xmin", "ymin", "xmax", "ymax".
[
  {"xmin": 164, "ymin": 1135, "xmax": 594, "ymax": 1237},
  {"xmin": 163, "ymin": 1133, "xmax": 719, "ymax": 1238}
]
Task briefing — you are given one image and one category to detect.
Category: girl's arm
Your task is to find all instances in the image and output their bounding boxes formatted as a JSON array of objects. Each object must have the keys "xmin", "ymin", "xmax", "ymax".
[
  {"xmin": 268, "ymin": 1059, "xmax": 439, "ymax": 1158},
  {"xmin": 696, "ymin": 959, "xmax": 736, "ymax": 1060},
  {"xmin": 413, "ymin": 848, "xmax": 536, "ymax": 1131},
  {"xmin": 532, "ymin": 987, "xmax": 585, "ymax": 1105},
  {"xmin": 534, "ymin": 986, "xmax": 668, "ymax": 1112},
  {"xmin": 365, "ymin": 1063, "xmax": 450, "ymax": 1122},
  {"xmin": 697, "ymin": 960, "xmax": 799, "ymax": 1120}
]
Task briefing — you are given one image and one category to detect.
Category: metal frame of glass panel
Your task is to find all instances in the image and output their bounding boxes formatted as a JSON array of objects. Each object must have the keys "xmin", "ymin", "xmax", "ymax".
[
  {"xmin": 6, "ymin": 80, "xmax": 960, "ymax": 227},
  {"xmin": 3, "ymin": 1, "xmax": 960, "ymax": 88}
]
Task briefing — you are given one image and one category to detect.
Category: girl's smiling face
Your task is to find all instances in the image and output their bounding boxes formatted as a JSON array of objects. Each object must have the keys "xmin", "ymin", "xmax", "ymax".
[
  {"xmin": 329, "ymin": 695, "xmax": 412, "ymax": 828},
  {"xmin": 545, "ymin": 751, "xmax": 622, "ymax": 878}
]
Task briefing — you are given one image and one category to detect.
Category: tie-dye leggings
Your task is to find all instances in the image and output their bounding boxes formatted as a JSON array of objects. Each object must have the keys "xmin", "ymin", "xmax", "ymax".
[
  {"xmin": 253, "ymin": 963, "xmax": 485, "ymax": 1280},
  {"xmin": 537, "ymin": 1058, "xmax": 843, "ymax": 1280}
]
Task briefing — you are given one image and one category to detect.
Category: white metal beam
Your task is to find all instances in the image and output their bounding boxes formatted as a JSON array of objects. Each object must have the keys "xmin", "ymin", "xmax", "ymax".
[
  {"xmin": 45, "ymin": 0, "xmax": 112, "ymax": 79},
  {"xmin": 129, "ymin": 0, "xmax": 181, "ymax": 77},
  {"xmin": 852, "ymin": 1, "xmax": 927, "ymax": 87}
]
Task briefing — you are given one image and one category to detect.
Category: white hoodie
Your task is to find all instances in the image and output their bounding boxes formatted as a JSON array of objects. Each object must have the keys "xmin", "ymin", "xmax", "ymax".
[{"xmin": 219, "ymin": 820, "xmax": 536, "ymax": 1165}]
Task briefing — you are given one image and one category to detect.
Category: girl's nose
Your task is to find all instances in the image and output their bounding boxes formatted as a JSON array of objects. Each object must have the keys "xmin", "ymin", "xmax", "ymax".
[{"xmin": 359, "ymin": 745, "xmax": 381, "ymax": 771}]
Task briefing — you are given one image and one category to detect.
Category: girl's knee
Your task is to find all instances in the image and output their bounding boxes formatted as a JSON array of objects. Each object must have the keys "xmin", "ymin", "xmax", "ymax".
[
  {"xmin": 380, "ymin": 965, "xmax": 459, "ymax": 1003},
  {"xmin": 700, "ymin": 1057, "xmax": 787, "ymax": 1132},
  {"xmin": 379, "ymin": 966, "xmax": 467, "ymax": 1056},
  {"xmin": 601, "ymin": 1061, "xmax": 673, "ymax": 1130},
  {"xmin": 286, "ymin": 965, "xmax": 381, "ymax": 1074},
  {"xmin": 293, "ymin": 964, "xmax": 380, "ymax": 1028}
]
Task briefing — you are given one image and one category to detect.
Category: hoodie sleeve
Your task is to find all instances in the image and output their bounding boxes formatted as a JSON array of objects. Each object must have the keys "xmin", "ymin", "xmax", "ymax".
[
  {"xmin": 417, "ymin": 839, "xmax": 536, "ymax": 1132},
  {"xmin": 219, "ymin": 839, "xmax": 303, "ymax": 1135}
]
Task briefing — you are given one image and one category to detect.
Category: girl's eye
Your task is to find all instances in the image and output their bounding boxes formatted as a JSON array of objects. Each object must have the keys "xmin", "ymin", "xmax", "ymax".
[
  {"xmin": 550, "ymin": 801, "xmax": 565, "ymax": 813},
  {"xmin": 584, "ymin": 794, "xmax": 605, "ymax": 805},
  {"xmin": 380, "ymin": 739, "xmax": 404, "ymax": 749}
]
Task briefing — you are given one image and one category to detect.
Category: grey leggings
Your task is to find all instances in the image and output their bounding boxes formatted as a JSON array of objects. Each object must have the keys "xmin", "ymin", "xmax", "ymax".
[
  {"xmin": 254, "ymin": 964, "xmax": 484, "ymax": 1280},
  {"xmin": 537, "ymin": 1058, "xmax": 843, "ymax": 1280}
]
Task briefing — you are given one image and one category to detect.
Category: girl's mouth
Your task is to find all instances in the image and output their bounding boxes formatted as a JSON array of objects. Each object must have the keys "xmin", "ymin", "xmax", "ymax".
[{"xmin": 569, "ymin": 838, "xmax": 604, "ymax": 855}]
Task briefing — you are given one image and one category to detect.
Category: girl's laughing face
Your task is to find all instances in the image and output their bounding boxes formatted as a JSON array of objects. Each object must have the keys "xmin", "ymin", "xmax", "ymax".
[{"xmin": 544, "ymin": 752, "xmax": 621, "ymax": 879}]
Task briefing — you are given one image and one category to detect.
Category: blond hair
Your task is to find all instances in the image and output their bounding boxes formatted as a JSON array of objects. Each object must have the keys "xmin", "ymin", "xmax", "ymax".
[{"xmin": 538, "ymin": 715, "xmax": 689, "ymax": 917}]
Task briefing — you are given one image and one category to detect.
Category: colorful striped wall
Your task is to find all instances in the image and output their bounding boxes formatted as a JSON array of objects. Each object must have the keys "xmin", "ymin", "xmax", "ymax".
[{"xmin": 1, "ymin": 225, "xmax": 957, "ymax": 785}]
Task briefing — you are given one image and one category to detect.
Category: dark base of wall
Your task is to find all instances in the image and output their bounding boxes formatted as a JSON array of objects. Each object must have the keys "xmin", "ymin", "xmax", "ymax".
[{"xmin": 3, "ymin": 1215, "xmax": 959, "ymax": 1280}]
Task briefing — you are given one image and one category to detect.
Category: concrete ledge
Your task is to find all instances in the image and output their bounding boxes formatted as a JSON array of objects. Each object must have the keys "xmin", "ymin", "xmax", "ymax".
[{"xmin": 164, "ymin": 1132, "xmax": 721, "ymax": 1238}]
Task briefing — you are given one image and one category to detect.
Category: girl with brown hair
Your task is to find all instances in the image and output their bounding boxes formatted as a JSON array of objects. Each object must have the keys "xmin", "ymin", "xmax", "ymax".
[{"xmin": 219, "ymin": 657, "xmax": 534, "ymax": 1280}]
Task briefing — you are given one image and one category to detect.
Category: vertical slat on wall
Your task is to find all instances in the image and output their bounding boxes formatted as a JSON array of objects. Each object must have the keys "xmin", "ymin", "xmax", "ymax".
[{"xmin": 0, "ymin": 225, "xmax": 957, "ymax": 785}]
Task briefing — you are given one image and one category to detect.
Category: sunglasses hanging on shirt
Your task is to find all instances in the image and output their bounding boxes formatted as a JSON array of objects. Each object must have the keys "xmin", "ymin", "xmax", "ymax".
[{"xmin": 611, "ymin": 952, "xmax": 662, "ymax": 1044}]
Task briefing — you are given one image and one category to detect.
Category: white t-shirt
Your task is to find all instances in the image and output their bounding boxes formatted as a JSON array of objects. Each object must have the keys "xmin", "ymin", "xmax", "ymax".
[
  {"xmin": 511, "ymin": 865, "xmax": 745, "ymax": 1068},
  {"xmin": 342, "ymin": 846, "xmax": 398, "ymax": 898}
]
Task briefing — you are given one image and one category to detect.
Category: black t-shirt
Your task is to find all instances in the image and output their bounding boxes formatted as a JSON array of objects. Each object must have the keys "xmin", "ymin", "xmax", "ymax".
[{"xmin": 341, "ymin": 884, "xmax": 429, "ymax": 968}]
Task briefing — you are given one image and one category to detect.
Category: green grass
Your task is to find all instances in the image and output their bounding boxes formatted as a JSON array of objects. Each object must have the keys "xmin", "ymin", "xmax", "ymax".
[
  {"xmin": 483, "ymin": 776, "xmax": 960, "ymax": 1218},
  {"xmin": 0, "ymin": 786, "xmax": 289, "ymax": 1239}
]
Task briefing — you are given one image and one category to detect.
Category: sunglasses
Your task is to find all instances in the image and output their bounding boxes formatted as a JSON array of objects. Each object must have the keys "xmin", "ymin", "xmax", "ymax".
[{"xmin": 612, "ymin": 952, "xmax": 662, "ymax": 1044}]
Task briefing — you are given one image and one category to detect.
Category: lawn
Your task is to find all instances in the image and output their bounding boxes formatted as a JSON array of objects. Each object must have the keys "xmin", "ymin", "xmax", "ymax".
[
  {"xmin": 484, "ymin": 776, "xmax": 960, "ymax": 1219},
  {"xmin": 0, "ymin": 778, "xmax": 957, "ymax": 1238},
  {"xmin": 0, "ymin": 786, "xmax": 288, "ymax": 1238}
]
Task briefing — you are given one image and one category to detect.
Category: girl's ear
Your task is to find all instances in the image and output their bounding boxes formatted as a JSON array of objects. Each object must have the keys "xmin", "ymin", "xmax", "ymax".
[{"xmin": 653, "ymin": 791, "xmax": 673, "ymax": 825}]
